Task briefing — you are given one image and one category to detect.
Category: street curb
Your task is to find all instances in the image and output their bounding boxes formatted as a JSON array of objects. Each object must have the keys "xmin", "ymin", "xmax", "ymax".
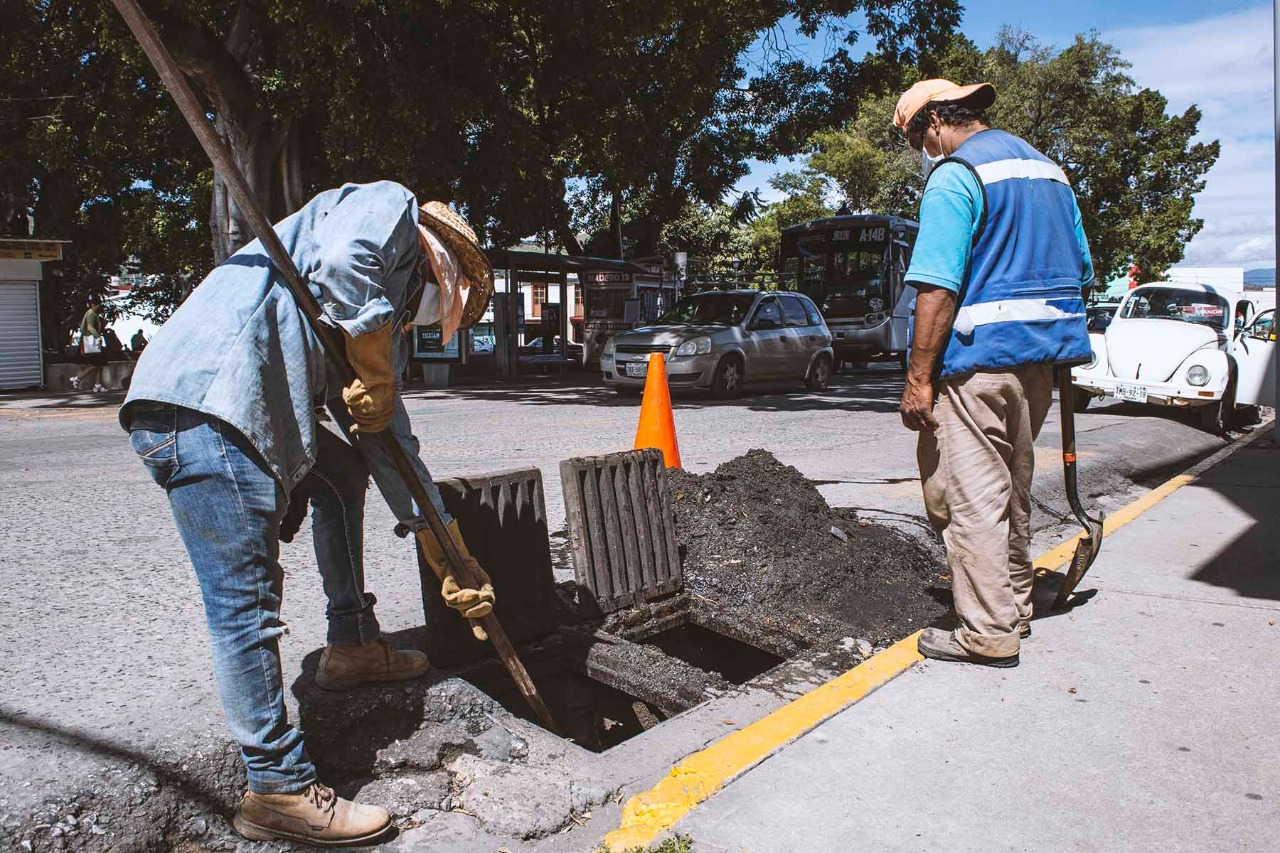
[{"xmin": 601, "ymin": 417, "xmax": 1273, "ymax": 851}]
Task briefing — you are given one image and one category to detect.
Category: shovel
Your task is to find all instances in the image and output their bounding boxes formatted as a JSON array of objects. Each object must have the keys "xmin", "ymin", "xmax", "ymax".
[
  {"xmin": 110, "ymin": 0, "xmax": 557, "ymax": 732},
  {"xmin": 1052, "ymin": 368, "xmax": 1105, "ymax": 609}
]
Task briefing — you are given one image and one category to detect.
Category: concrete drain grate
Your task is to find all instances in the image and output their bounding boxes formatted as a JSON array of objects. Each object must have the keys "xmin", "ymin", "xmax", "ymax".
[{"xmin": 560, "ymin": 449, "xmax": 682, "ymax": 613}]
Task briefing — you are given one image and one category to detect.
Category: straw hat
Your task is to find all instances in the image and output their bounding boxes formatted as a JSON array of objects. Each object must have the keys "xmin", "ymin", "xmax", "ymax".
[{"xmin": 418, "ymin": 201, "xmax": 494, "ymax": 328}]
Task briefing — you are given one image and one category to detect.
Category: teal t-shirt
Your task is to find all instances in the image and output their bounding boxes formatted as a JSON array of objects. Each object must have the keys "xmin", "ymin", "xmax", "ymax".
[{"xmin": 905, "ymin": 161, "xmax": 1094, "ymax": 292}]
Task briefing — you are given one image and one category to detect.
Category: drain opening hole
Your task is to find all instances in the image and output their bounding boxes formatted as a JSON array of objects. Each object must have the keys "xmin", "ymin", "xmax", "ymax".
[
  {"xmin": 467, "ymin": 667, "xmax": 663, "ymax": 753},
  {"xmin": 643, "ymin": 623, "xmax": 785, "ymax": 685}
]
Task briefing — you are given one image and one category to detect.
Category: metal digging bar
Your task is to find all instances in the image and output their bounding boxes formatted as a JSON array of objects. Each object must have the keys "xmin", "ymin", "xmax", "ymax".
[{"xmin": 110, "ymin": 0, "xmax": 557, "ymax": 732}]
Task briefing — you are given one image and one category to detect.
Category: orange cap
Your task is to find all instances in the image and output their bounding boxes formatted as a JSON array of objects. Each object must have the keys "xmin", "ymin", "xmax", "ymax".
[{"xmin": 893, "ymin": 79, "xmax": 996, "ymax": 131}]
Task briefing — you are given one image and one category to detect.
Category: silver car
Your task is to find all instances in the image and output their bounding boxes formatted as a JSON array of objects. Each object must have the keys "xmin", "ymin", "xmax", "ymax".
[{"xmin": 601, "ymin": 290, "xmax": 835, "ymax": 399}]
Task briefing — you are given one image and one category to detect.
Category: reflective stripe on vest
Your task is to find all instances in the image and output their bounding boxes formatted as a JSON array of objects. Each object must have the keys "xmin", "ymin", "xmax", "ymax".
[
  {"xmin": 974, "ymin": 158, "xmax": 1070, "ymax": 187},
  {"xmin": 953, "ymin": 297, "xmax": 1086, "ymax": 336}
]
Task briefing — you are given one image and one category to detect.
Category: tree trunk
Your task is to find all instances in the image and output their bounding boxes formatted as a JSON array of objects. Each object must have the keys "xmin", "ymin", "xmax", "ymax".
[{"xmin": 157, "ymin": 4, "xmax": 307, "ymax": 265}]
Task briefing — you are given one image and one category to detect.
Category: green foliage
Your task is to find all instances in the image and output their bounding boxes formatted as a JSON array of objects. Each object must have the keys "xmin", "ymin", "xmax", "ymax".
[
  {"xmin": 0, "ymin": 0, "xmax": 210, "ymax": 340},
  {"xmin": 5, "ymin": 0, "xmax": 962, "ymax": 322},
  {"xmin": 761, "ymin": 30, "xmax": 1220, "ymax": 282}
]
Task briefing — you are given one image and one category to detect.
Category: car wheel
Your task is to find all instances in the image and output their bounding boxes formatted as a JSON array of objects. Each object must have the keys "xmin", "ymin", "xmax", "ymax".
[
  {"xmin": 1198, "ymin": 376, "xmax": 1235, "ymax": 434},
  {"xmin": 710, "ymin": 355, "xmax": 744, "ymax": 400},
  {"xmin": 806, "ymin": 355, "xmax": 832, "ymax": 391}
]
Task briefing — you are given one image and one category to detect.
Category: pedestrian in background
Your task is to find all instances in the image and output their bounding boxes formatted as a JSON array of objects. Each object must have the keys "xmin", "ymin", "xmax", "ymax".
[
  {"xmin": 893, "ymin": 80, "xmax": 1093, "ymax": 667},
  {"xmin": 130, "ymin": 328, "xmax": 148, "ymax": 355},
  {"xmin": 70, "ymin": 298, "xmax": 107, "ymax": 393}
]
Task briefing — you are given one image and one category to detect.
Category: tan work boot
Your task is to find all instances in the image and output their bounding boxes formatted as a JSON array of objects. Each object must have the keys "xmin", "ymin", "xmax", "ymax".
[
  {"xmin": 233, "ymin": 782, "xmax": 392, "ymax": 846},
  {"xmin": 316, "ymin": 638, "xmax": 429, "ymax": 691}
]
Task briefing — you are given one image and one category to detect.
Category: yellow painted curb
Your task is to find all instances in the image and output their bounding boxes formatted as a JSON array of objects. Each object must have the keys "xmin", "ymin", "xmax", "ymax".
[
  {"xmin": 603, "ymin": 631, "xmax": 924, "ymax": 850},
  {"xmin": 603, "ymin": 461, "xmax": 1216, "ymax": 850}
]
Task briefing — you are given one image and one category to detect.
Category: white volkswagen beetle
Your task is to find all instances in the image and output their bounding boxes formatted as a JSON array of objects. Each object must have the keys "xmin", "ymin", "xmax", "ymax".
[{"xmin": 1071, "ymin": 283, "xmax": 1276, "ymax": 432}]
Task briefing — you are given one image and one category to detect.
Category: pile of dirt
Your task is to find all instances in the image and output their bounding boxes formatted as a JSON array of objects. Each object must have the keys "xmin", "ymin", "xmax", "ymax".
[{"xmin": 668, "ymin": 450, "xmax": 950, "ymax": 646}]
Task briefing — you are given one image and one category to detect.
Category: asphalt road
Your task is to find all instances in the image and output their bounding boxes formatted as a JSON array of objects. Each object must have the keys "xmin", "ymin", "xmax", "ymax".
[{"xmin": 0, "ymin": 366, "xmax": 1237, "ymax": 844}]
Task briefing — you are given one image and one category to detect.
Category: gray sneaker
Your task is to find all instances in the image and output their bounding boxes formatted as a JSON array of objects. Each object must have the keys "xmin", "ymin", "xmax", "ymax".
[{"xmin": 918, "ymin": 627, "xmax": 1019, "ymax": 668}]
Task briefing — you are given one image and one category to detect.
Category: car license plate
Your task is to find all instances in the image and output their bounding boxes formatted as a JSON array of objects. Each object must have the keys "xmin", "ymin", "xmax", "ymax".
[
  {"xmin": 625, "ymin": 362, "xmax": 648, "ymax": 378},
  {"xmin": 1114, "ymin": 383, "xmax": 1148, "ymax": 404}
]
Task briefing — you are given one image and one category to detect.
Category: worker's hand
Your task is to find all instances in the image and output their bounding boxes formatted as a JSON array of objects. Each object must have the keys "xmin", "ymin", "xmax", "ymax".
[
  {"xmin": 342, "ymin": 324, "xmax": 396, "ymax": 433},
  {"xmin": 442, "ymin": 564, "xmax": 496, "ymax": 619},
  {"xmin": 900, "ymin": 377, "xmax": 939, "ymax": 432},
  {"xmin": 342, "ymin": 376, "xmax": 395, "ymax": 432}
]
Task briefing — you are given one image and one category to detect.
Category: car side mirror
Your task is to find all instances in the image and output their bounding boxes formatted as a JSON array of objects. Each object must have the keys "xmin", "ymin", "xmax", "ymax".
[{"xmin": 750, "ymin": 317, "xmax": 779, "ymax": 331}]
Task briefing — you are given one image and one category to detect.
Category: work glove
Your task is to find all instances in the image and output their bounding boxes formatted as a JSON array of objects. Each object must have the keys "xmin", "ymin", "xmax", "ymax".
[
  {"xmin": 341, "ymin": 324, "xmax": 396, "ymax": 433},
  {"xmin": 420, "ymin": 520, "xmax": 496, "ymax": 619}
]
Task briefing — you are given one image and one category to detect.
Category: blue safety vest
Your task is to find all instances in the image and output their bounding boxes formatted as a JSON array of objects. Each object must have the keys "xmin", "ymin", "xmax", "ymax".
[{"xmin": 932, "ymin": 129, "xmax": 1092, "ymax": 378}]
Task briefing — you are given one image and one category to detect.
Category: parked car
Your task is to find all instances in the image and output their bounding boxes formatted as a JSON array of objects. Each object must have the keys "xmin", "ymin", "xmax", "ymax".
[
  {"xmin": 1071, "ymin": 283, "xmax": 1276, "ymax": 432},
  {"xmin": 601, "ymin": 290, "xmax": 834, "ymax": 399},
  {"xmin": 521, "ymin": 336, "xmax": 583, "ymax": 359}
]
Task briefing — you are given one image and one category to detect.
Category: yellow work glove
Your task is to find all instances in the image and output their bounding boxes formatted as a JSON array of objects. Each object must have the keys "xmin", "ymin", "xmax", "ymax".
[
  {"xmin": 341, "ymin": 324, "xmax": 396, "ymax": 433},
  {"xmin": 421, "ymin": 520, "xmax": 496, "ymax": 619}
]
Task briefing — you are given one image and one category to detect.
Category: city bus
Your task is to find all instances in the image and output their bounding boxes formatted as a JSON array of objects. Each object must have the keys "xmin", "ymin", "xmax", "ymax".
[{"xmin": 780, "ymin": 214, "xmax": 919, "ymax": 368}]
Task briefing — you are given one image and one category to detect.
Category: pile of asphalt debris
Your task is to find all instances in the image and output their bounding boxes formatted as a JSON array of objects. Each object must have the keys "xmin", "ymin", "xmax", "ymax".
[{"xmin": 668, "ymin": 450, "xmax": 950, "ymax": 646}]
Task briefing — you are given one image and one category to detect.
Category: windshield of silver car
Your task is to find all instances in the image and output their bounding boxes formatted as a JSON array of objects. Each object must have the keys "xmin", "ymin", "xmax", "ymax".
[
  {"xmin": 1119, "ymin": 287, "xmax": 1229, "ymax": 329},
  {"xmin": 660, "ymin": 293, "xmax": 758, "ymax": 326}
]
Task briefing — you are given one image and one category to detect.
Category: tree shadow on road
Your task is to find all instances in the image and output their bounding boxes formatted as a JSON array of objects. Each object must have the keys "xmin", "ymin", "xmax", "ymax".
[{"xmin": 0, "ymin": 706, "xmax": 245, "ymax": 816}]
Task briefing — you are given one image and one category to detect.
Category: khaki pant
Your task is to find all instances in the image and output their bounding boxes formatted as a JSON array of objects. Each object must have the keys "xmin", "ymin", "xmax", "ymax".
[{"xmin": 917, "ymin": 364, "xmax": 1053, "ymax": 657}]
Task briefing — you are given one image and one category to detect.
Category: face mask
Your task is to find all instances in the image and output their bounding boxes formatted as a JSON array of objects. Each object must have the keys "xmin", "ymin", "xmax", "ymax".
[{"xmin": 921, "ymin": 145, "xmax": 945, "ymax": 180}]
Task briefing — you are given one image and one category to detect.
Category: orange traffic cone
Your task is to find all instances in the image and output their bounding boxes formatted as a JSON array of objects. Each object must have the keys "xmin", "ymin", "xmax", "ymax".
[{"xmin": 634, "ymin": 352, "xmax": 682, "ymax": 468}]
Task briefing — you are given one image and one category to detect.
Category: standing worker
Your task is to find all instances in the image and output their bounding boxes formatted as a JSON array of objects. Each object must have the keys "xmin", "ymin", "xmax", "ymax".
[
  {"xmin": 121, "ymin": 181, "xmax": 494, "ymax": 846},
  {"xmin": 893, "ymin": 80, "xmax": 1093, "ymax": 668}
]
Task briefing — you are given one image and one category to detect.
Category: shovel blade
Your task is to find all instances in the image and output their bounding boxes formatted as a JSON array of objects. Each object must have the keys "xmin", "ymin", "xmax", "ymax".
[{"xmin": 1052, "ymin": 514, "xmax": 1104, "ymax": 610}]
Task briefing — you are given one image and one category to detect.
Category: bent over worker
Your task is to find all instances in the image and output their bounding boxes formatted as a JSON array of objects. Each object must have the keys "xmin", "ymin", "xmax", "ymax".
[
  {"xmin": 120, "ymin": 181, "xmax": 494, "ymax": 846},
  {"xmin": 893, "ymin": 80, "xmax": 1093, "ymax": 668}
]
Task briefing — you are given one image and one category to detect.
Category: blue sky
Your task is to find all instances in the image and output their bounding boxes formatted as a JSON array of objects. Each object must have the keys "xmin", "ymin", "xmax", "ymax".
[{"xmin": 738, "ymin": 1, "xmax": 1276, "ymax": 270}]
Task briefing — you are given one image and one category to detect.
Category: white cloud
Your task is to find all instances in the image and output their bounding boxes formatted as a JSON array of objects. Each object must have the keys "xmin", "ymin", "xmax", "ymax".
[{"xmin": 1109, "ymin": 6, "xmax": 1275, "ymax": 270}]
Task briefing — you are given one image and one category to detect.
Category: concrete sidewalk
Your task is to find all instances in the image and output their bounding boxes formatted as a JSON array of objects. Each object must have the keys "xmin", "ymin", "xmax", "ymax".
[{"xmin": 675, "ymin": 432, "xmax": 1280, "ymax": 852}]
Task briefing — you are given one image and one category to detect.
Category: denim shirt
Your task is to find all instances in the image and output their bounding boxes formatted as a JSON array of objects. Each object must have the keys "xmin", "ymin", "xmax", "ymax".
[{"xmin": 122, "ymin": 181, "xmax": 422, "ymax": 492}]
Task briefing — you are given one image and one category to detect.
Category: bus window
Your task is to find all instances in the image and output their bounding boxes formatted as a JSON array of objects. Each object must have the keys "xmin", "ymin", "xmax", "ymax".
[
  {"xmin": 826, "ymin": 248, "xmax": 884, "ymax": 316},
  {"xmin": 796, "ymin": 234, "xmax": 827, "ymax": 303}
]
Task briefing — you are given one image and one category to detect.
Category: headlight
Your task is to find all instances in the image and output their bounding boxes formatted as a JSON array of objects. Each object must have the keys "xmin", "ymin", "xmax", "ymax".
[
  {"xmin": 674, "ymin": 336, "xmax": 712, "ymax": 357},
  {"xmin": 1186, "ymin": 364, "xmax": 1209, "ymax": 386},
  {"xmin": 603, "ymin": 337, "xmax": 616, "ymax": 356}
]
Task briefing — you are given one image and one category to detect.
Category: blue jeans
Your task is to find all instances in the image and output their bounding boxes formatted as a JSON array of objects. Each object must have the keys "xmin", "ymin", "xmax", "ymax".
[{"xmin": 125, "ymin": 403, "xmax": 379, "ymax": 793}]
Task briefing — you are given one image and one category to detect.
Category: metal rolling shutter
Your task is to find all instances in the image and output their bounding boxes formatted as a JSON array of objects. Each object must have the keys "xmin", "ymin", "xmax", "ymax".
[{"xmin": 0, "ymin": 282, "xmax": 43, "ymax": 390}]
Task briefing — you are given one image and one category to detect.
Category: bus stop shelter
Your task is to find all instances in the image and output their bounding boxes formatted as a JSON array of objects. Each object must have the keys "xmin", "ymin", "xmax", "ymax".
[{"xmin": 486, "ymin": 250, "xmax": 653, "ymax": 377}]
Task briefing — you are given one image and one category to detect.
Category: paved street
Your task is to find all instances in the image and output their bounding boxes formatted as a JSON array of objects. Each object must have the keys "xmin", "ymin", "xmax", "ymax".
[{"xmin": 0, "ymin": 367, "xmax": 1241, "ymax": 847}]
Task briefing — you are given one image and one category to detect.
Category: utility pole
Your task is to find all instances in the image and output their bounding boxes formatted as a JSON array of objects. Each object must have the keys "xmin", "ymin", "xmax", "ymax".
[{"xmin": 1274, "ymin": 0, "xmax": 1279, "ymax": 444}]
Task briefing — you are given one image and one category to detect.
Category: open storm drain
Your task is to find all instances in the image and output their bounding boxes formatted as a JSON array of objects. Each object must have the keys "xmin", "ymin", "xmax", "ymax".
[
  {"xmin": 641, "ymin": 622, "xmax": 784, "ymax": 685},
  {"xmin": 464, "ymin": 654, "xmax": 664, "ymax": 753}
]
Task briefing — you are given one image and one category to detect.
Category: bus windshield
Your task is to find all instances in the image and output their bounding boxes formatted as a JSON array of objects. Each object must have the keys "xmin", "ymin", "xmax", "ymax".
[{"xmin": 786, "ymin": 230, "xmax": 891, "ymax": 319}]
